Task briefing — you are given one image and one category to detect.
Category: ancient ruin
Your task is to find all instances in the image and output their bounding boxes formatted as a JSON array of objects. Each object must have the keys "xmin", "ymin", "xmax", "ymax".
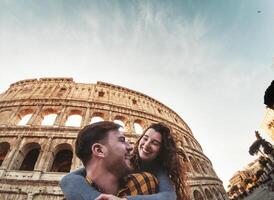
[{"xmin": 0, "ymin": 78, "xmax": 227, "ymax": 200}]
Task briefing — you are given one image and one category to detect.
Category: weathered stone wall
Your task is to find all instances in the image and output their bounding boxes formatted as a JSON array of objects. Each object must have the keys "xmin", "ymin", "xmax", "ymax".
[{"xmin": 0, "ymin": 78, "xmax": 228, "ymax": 200}]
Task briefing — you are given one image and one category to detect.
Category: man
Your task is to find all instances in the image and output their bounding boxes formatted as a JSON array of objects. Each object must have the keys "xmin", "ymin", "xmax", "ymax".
[{"xmin": 60, "ymin": 121, "xmax": 175, "ymax": 200}]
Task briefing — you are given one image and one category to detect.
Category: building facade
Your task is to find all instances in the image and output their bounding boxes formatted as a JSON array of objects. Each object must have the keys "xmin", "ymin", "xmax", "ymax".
[
  {"xmin": 261, "ymin": 107, "xmax": 274, "ymax": 141},
  {"xmin": 0, "ymin": 78, "xmax": 228, "ymax": 200}
]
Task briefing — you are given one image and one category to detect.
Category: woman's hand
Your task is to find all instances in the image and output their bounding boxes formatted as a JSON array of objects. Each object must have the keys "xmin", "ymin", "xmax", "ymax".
[{"xmin": 95, "ymin": 194, "xmax": 127, "ymax": 200}]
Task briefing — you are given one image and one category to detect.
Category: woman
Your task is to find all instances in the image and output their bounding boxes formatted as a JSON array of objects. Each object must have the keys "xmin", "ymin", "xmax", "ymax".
[
  {"xmin": 61, "ymin": 122, "xmax": 189, "ymax": 200},
  {"xmin": 131, "ymin": 122, "xmax": 189, "ymax": 200}
]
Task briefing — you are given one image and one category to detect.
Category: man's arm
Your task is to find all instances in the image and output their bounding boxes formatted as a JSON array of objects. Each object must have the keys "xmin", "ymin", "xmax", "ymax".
[
  {"xmin": 60, "ymin": 168, "xmax": 101, "ymax": 200},
  {"xmin": 60, "ymin": 168, "xmax": 176, "ymax": 200}
]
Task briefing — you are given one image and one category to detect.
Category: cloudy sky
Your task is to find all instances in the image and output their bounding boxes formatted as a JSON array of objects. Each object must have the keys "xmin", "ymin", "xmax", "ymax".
[{"xmin": 0, "ymin": 0, "xmax": 273, "ymax": 188}]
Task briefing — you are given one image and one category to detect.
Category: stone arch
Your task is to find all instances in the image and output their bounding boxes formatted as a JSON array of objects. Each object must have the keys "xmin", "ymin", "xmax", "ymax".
[
  {"xmin": 178, "ymin": 140, "xmax": 184, "ymax": 147},
  {"xmin": 193, "ymin": 190, "xmax": 205, "ymax": 200},
  {"xmin": 211, "ymin": 187, "xmax": 222, "ymax": 200},
  {"xmin": 217, "ymin": 187, "xmax": 226, "ymax": 200},
  {"xmin": 114, "ymin": 115, "xmax": 126, "ymax": 131},
  {"xmin": 90, "ymin": 112, "xmax": 105, "ymax": 124},
  {"xmin": 201, "ymin": 161, "xmax": 209, "ymax": 175},
  {"xmin": 178, "ymin": 147, "xmax": 190, "ymax": 172},
  {"xmin": 14, "ymin": 142, "xmax": 41, "ymax": 171},
  {"xmin": 191, "ymin": 140, "xmax": 197, "ymax": 149},
  {"xmin": 16, "ymin": 108, "xmax": 34, "ymax": 125},
  {"xmin": 184, "ymin": 136, "xmax": 192, "ymax": 147},
  {"xmin": 189, "ymin": 156, "xmax": 201, "ymax": 174},
  {"xmin": 0, "ymin": 109, "xmax": 13, "ymax": 125},
  {"xmin": 204, "ymin": 188, "xmax": 214, "ymax": 200},
  {"xmin": 198, "ymin": 159, "xmax": 207, "ymax": 174},
  {"xmin": 65, "ymin": 109, "xmax": 83, "ymax": 127},
  {"xmin": 133, "ymin": 119, "xmax": 144, "ymax": 135},
  {"xmin": 41, "ymin": 108, "xmax": 58, "ymax": 126},
  {"xmin": 50, "ymin": 143, "xmax": 73, "ymax": 172},
  {"xmin": 57, "ymin": 86, "xmax": 68, "ymax": 97},
  {"xmin": 178, "ymin": 147, "xmax": 188, "ymax": 162},
  {"xmin": 0, "ymin": 142, "xmax": 10, "ymax": 166}
]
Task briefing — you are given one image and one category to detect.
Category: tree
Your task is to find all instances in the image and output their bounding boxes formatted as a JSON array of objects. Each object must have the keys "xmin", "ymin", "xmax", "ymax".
[
  {"xmin": 230, "ymin": 185, "xmax": 239, "ymax": 196},
  {"xmin": 249, "ymin": 131, "xmax": 274, "ymax": 156},
  {"xmin": 244, "ymin": 178, "xmax": 253, "ymax": 185},
  {"xmin": 255, "ymin": 169, "xmax": 265, "ymax": 179},
  {"xmin": 264, "ymin": 80, "xmax": 274, "ymax": 108}
]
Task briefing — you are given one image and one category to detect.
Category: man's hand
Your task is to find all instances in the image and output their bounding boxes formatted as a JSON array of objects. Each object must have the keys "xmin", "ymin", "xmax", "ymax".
[{"xmin": 95, "ymin": 194, "xmax": 127, "ymax": 200}]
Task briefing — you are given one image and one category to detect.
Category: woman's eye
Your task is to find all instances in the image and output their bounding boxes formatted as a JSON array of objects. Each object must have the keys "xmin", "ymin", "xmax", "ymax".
[
  {"xmin": 152, "ymin": 141, "xmax": 160, "ymax": 146},
  {"xmin": 143, "ymin": 137, "xmax": 148, "ymax": 141}
]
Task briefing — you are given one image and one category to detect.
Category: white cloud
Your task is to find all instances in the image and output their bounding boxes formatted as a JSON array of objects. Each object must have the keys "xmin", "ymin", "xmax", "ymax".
[{"xmin": 0, "ymin": 1, "xmax": 273, "ymax": 190}]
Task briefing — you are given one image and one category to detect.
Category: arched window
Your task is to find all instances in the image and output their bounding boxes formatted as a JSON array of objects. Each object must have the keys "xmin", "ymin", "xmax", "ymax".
[
  {"xmin": 18, "ymin": 114, "xmax": 32, "ymax": 125},
  {"xmin": 16, "ymin": 109, "xmax": 34, "ymax": 125},
  {"xmin": 191, "ymin": 141, "xmax": 197, "ymax": 148},
  {"xmin": 212, "ymin": 188, "xmax": 222, "ymax": 200},
  {"xmin": 19, "ymin": 146, "xmax": 40, "ymax": 171},
  {"xmin": 90, "ymin": 116, "xmax": 104, "ymax": 124},
  {"xmin": 205, "ymin": 189, "xmax": 213, "ymax": 200},
  {"xmin": 198, "ymin": 160, "xmax": 207, "ymax": 174},
  {"xmin": 42, "ymin": 114, "xmax": 57, "ymax": 126},
  {"xmin": 0, "ymin": 142, "xmax": 10, "ymax": 166},
  {"xmin": 184, "ymin": 136, "xmax": 192, "ymax": 147},
  {"xmin": 202, "ymin": 161, "xmax": 209, "ymax": 175},
  {"xmin": 193, "ymin": 190, "xmax": 204, "ymax": 200},
  {"xmin": 114, "ymin": 119, "xmax": 125, "ymax": 131},
  {"xmin": 0, "ymin": 110, "xmax": 12, "ymax": 125},
  {"xmin": 51, "ymin": 149, "xmax": 73, "ymax": 172},
  {"xmin": 189, "ymin": 156, "xmax": 201, "ymax": 174},
  {"xmin": 133, "ymin": 121, "xmax": 143, "ymax": 135},
  {"xmin": 65, "ymin": 111, "xmax": 82, "ymax": 127}
]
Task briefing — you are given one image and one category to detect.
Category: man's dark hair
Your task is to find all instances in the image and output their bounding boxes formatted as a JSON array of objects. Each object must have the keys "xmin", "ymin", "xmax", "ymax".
[{"xmin": 75, "ymin": 121, "xmax": 121, "ymax": 166}]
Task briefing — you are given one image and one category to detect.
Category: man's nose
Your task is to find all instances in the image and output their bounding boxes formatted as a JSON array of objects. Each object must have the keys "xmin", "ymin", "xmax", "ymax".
[{"xmin": 126, "ymin": 142, "xmax": 134, "ymax": 152}]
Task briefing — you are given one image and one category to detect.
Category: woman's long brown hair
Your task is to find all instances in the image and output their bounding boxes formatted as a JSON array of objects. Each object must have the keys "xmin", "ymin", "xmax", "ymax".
[{"xmin": 131, "ymin": 122, "xmax": 190, "ymax": 200}]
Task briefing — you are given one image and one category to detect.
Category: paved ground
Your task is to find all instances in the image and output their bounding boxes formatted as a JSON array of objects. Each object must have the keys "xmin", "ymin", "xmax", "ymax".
[{"xmin": 242, "ymin": 183, "xmax": 274, "ymax": 200}]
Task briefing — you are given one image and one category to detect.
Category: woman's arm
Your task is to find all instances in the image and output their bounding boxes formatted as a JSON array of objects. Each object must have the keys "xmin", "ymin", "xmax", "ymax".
[{"xmin": 60, "ymin": 168, "xmax": 101, "ymax": 200}]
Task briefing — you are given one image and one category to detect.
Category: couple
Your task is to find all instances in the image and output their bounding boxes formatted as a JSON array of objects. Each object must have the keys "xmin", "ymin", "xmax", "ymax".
[{"xmin": 60, "ymin": 121, "xmax": 189, "ymax": 200}]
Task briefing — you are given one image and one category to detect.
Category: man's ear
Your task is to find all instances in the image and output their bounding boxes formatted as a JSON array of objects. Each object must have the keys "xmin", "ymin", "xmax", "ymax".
[{"xmin": 91, "ymin": 143, "xmax": 106, "ymax": 157}]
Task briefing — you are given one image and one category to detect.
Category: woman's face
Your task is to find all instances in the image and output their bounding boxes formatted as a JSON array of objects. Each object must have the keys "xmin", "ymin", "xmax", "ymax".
[{"xmin": 138, "ymin": 128, "xmax": 162, "ymax": 162}]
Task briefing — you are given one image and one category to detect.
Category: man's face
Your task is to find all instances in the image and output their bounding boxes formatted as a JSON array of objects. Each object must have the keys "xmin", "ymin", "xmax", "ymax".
[{"xmin": 104, "ymin": 130, "xmax": 133, "ymax": 176}]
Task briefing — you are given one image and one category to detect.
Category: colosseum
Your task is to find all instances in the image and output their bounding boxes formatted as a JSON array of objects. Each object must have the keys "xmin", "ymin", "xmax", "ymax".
[{"xmin": 0, "ymin": 78, "xmax": 228, "ymax": 200}]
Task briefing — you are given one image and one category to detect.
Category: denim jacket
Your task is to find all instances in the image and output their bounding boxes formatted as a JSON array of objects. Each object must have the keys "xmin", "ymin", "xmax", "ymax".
[{"xmin": 60, "ymin": 168, "xmax": 176, "ymax": 200}]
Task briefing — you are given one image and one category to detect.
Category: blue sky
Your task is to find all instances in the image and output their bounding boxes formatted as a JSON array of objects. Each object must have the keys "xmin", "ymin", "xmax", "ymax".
[{"xmin": 0, "ymin": 0, "xmax": 273, "ymax": 188}]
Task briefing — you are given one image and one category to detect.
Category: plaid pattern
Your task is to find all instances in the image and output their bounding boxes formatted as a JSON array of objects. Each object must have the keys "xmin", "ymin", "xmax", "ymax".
[
  {"xmin": 117, "ymin": 172, "xmax": 159, "ymax": 197},
  {"xmin": 86, "ymin": 172, "xmax": 159, "ymax": 197}
]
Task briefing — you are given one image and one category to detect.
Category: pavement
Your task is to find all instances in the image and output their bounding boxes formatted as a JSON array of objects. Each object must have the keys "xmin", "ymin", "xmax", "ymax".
[{"xmin": 241, "ymin": 184, "xmax": 274, "ymax": 200}]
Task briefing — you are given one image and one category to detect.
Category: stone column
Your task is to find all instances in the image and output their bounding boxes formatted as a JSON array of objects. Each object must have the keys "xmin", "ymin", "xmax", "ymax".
[
  {"xmin": 27, "ymin": 105, "xmax": 43, "ymax": 126},
  {"xmin": 0, "ymin": 136, "xmax": 23, "ymax": 176},
  {"xmin": 6, "ymin": 106, "xmax": 22, "ymax": 125},
  {"xmin": 108, "ymin": 111, "xmax": 114, "ymax": 121},
  {"xmin": 71, "ymin": 154, "xmax": 82, "ymax": 171},
  {"xmin": 33, "ymin": 139, "xmax": 50, "ymax": 180},
  {"xmin": 81, "ymin": 108, "xmax": 91, "ymax": 127},
  {"xmin": 36, "ymin": 137, "xmax": 53, "ymax": 172},
  {"xmin": 6, "ymin": 137, "xmax": 26, "ymax": 170},
  {"xmin": 54, "ymin": 106, "xmax": 67, "ymax": 126},
  {"xmin": 198, "ymin": 186, "xmax": 207, "ymax": 200}
]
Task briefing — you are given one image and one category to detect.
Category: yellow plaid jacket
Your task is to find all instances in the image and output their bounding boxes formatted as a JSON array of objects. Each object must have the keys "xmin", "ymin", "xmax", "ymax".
[
  {"xmin": 118, "ymin": 172, "xmax": 159, "ymax": 197},
  {"xmin": 86, "ymin": 172, "xmax": 159, "ymax": 197}
]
